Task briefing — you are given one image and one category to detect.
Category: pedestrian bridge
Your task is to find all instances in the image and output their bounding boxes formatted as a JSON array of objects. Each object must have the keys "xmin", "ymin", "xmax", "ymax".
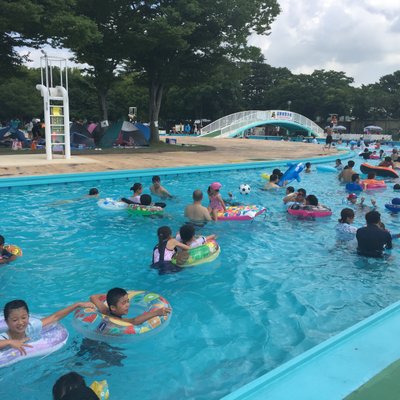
[{"xmin": 200, "ymin": 110, "xmax": 325, "ymax": 138}]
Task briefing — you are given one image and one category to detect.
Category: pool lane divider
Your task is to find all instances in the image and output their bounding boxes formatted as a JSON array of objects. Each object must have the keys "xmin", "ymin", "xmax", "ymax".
[
  {"xmin": 0, "ymin": 150, "xmax": 354, "ymax": 189},
  {"xmin": 221, "ymin": 299, "xmax": 400, "ymax": 400}
]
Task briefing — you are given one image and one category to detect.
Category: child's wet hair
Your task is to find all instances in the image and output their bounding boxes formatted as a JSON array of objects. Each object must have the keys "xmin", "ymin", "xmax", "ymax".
[
  {"xmin": 106, "ymin": 288, "xmax": 128, "ymax": 309},
  {"xmin": 306, "ymin": 194, "xmax": 318, "ymax": 206},
  {"xmin": 179, "ymin": 224, "xmax": 195, "ymax": 244},
  {"xmin": 131, "ymin": 183, "xmax": 142, "ymax": 192},
  {"xmin": 140, "ymin": 194, "xmax": 152, "ymax": 205},
  {"xmin": 52, "ymin": 372, "xmax": 86, "ymax": 400},
  {"xmin": 152, "ymin": 175, "xmax": 161, "ymax": 183},
  {"xmin": 157, "ymin": 226, "xmax": 172, "ymax": 245},
  {"xmin": 286, "ymin": 186, "xmax": 295, "ymax": 193},
  {"xmin": 4, "ymin": 299, "xmax": 29, "ymax": 321},
  {"xmin": 339, "ymin": 208, "xmax": 355, "ymax": 223},
  {"xmin": 88, "ymin": 188, "xmax": 99, "ymax": 196}
]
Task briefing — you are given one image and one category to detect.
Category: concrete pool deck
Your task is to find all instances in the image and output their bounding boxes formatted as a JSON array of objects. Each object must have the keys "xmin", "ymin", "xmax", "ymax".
[{"xmin": 0, "ymin": 137, "xmax": 336, "ymax": 178}]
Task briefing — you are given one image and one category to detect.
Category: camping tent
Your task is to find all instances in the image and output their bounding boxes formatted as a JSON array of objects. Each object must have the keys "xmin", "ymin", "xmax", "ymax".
[
  {"xmin": 0, "ymin": 125, "xmax": 28, "ymax": 143},
  {"xmin": 70, "ymin": 122, "xmax": 95, "ymax": 148},
  {"xmin": 100, "ymin": 121, "xmax": 150, "ymax": 147}
]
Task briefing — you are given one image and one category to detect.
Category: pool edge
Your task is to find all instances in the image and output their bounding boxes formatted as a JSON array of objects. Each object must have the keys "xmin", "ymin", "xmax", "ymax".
[{"xmin": 221, "ymin": 300, "xmax": 400, "ymax": 400}]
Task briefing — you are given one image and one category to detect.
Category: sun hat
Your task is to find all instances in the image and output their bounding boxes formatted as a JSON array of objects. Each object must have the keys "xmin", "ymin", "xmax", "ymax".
[
  {"xmin": 347, "ymin": 193, "xmax": 358, "ymax": 200},
  {"xmin": 210, "ymin": 182, "xmax": 222, "ymax": 190}
]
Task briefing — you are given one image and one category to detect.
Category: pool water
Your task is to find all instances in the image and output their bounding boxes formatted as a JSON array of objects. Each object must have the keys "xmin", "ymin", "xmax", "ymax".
[{"xmin": 1, "ymin": 154, "xmax": 400, "ymax": 400}]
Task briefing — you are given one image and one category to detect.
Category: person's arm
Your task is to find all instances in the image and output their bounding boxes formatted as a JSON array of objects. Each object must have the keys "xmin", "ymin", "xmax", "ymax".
[
  {"xmin": 203, "ymin": 208, "xmax": 212, "ymax": 221},
  {"xmin": 172, "ymin": 239, "xmax": 191, "ymax": 251},
  {"xmin": 41, "ymin": 301, "xmax": 95, "ymax": 327},
  {"xmin": 218, "ymin": 195, "xmax": 227, "ymax": 211},
  {"xmin": 160, "ymin": 186, "xmax": 173, "ymax": 199},
  {"xmin": 386, "ymin": 232, "xmax": 393, "ymax": 250},
  {"xmin": 0, "ymin": 337, "xmax": 32, "ymax": 355},
  {"xmin": 125, "ymin": 307, "xmax": 171, "ymax": 325},
  {"xmin": 89, "ymin": 294, "xmax": 110, "ymax": 315},
  {"xmin": 205, "ymin": 234, "xmax": 216, "ymax": 241}
]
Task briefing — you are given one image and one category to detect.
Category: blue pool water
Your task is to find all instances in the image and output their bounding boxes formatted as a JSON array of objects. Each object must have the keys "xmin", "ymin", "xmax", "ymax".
[{"xmin": 1, "ymin": 154, "xmax": 400, "ymax": 400}]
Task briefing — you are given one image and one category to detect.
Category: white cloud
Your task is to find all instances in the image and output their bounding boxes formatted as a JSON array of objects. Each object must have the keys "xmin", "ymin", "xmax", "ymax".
[{"xmin": 249, "ymin": 0, "xmax": 400, "ymax": 86}]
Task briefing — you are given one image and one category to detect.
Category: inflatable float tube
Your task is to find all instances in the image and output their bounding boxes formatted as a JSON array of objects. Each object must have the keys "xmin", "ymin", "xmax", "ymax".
[
  {"xmin": 360, "ymin": 163, "xmax": 399, "ymax": 178},
  {"xmin": 72, "ymin": 290, "xmax": 171, "ymax": 342},
  {"xmin": 278, "ymin": 163, "xmax": 304, "ymax": 186},
  {"xmin": 385, "ymin": 204, "xmax": 400, "ymax": 213},
  {"xmin": 217, "ymin": 205, "xmax": 266, "ymax": 221},
  {"xmin": 361, "ymin": 179, "xmax": 387, "ymax": 190},
  {"xmin": 287, "ymin": 204, "xmax": 332, "ymax": 218},
  {"xmin": 4, "ymin": 244, "xmax": 23, "ymax": 257},
  {"xmin": 316, "ymin": 165, "xmax": 337, "ymax": 173},
  {"xmin": 172, "ymin": 239, "xmax": 220, "ymax": 267},
  {"xmin": 0, "ymin": 316, "xmax": 68, "ymax": 368},
  {"xmin": 369, "ymin": 154, "xmax": 380, "ymax": 159},
  {"xmin": 97, "ymin": 198, "xmax": 128, "ymax": 211},
  {"xmin": 127, "ymin": 204, "xmax": 164, "ymax": 216},
  {"xmin": 90, "ymin": 380, "xmax": 109, "ymax": 400}
]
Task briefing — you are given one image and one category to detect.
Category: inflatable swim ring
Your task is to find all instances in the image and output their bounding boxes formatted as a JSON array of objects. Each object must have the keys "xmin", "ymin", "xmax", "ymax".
[
  {"xmin": 72, "ymin": 290, "xmax": 171, "ymax": 342},
  {"xmin": 316, "ymin": 165, "xmax": 337, "ymax": 173},
  {"xmin": 217, "ymin": 205, "xmax": 266, "ymax": 221},
  {"xmin": 90, "ymin": 380, "xmax": 109, "ymax": 400},
  {"xmin": 0, "ymin": 316, "xmax": 68, "ymax": 368},
  {"xmin": 4, "ymin": 244, "xmax": 22, "ymax": 257},
  {"xmin": 172, "ymin": 240, "xmax": 220, "ymax": 267},
  {"xmin": 127, "ymin": 204, "xmax": 164, "ymax": 216},
  {"xmin": 287, "ymin": 204, "xmax": 332, "ymax": 218},
  {"xmin": 385, "ymin": 203, "xmax": 400, "ymax": 213},
  {"xmin": 361, "ymin": 179, "xmax": 387, "ymax": 190},
  {"xmin": 97, "ymin": 198, "xmax": 128, "ymax": 211},
  {"xmin": 369, "ymin": 154, "xmax": 380, "ymax": 159},
  {"xmin": 360, "ymin": 163, "xmax": 399, "ymax": 178}
]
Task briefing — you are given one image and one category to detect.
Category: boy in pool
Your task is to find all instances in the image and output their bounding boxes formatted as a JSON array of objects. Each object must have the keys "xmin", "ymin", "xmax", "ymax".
[
  {"xmin": 177, "ymin": 224, "xmax": 216, "ymax": 248},
  {"xmin": 0, "ymin": 299, "xmax": 95, "ymax": 355},
  {"xmin": 0, "ymin": 235, "xmax": 17, "ymax": 265},
  {"xmin": 90, "ymin": 288, "xmax": 170, "ymax": 324},
  {"xmin": 262, "ymin": 174, "xmax": 281, "ymax": 190},
  {"xmin": 347, "ymin": 193, "xmax": 376, "ymax": 210},
  {"xmin": 304, "ymin": 162, "xmax": 312, "ymax": 173},
  {"xmin": 150, "ymin": 176, "xmax": 173, "ymax": 199}
]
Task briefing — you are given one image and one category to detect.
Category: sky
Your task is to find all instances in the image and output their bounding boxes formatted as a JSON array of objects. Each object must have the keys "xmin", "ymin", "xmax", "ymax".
[
  {"xmin": 21, "ymin": 0, "xmax": 400, "ymax": 87},
  {"xmin": 249, "ymin": 0, "xmax": 400, "ymax": 86}
]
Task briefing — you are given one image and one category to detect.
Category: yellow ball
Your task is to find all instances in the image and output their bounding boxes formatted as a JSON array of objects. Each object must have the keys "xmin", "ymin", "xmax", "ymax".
[{"xmin": 261, "ymin": 173, "xmax": 270, "ymax": 180}]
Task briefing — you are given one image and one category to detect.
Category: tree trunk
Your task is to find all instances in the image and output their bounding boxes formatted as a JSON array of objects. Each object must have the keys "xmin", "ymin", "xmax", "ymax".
[
  {"xmin": 98, "ymin": 91, "xmax": 108, "ymax": 121},
  {"xmin": 149, "ymin": 79, "xmax": 163, "ymax": 144}
]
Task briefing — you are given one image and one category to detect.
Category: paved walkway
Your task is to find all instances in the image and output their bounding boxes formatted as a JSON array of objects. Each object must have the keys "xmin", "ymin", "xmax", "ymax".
[{"xmin": 0, "ymin": 137, "xmax": 336, "ymax": 178}]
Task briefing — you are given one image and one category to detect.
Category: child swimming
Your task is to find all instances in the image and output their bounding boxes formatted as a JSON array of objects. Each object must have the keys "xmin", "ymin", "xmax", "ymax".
[
  {"xmin": 151, "ymin": 226, "xmax": 190, "ymax": 274},
  {"xmin": 0, "ymin": 299, "xmax": 94, "ymax": 355},
  {"xmin": 150, "ymin": 176, "xmax": 173, "ymax": 199},
  {"xmin": 207, "ymin": 182, "xmax": 226, "ymax": 221},
  {"xmin": 0, "ymin": 235, "xmax": 17, "ymax": 265},
  {"xmin": 90, "ymin": 287, "xmax": 170, "ymax": 324}
]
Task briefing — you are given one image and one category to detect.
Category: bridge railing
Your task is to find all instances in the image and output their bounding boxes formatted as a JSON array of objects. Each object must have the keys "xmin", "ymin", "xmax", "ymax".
[{"xmin": 201, "ymin": 110, "xmax": 325, "ymax": 138}]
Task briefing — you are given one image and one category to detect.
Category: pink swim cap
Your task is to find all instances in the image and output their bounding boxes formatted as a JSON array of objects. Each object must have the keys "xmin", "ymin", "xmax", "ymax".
[{"xmin": 210, "ymin": 182, "xmax": 222, "ymax": 190}]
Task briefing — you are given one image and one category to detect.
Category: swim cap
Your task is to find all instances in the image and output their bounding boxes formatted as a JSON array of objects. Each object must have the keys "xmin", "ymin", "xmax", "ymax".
[
  {"xmin": 210, "ymin": 182, "xmax": 222, "ymax": 190},
  {"xmin": 347, "ymin": 193, "xmax": 358, "ymax": 200},
  {"xmin": 392, "ymin": 198, "xmax": 400, "ymax": 205}
]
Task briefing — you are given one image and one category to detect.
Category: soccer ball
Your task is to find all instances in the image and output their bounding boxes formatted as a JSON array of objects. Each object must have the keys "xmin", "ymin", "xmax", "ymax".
[{"xmin": 239, "ymin": 184, "xmax": 251, "ymax": 195}]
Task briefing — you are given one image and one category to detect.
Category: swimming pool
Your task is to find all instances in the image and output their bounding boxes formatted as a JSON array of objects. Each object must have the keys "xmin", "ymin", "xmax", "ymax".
[{"xmin": 1, "ymin": 153, "xmax": 400, "ymax": 400}]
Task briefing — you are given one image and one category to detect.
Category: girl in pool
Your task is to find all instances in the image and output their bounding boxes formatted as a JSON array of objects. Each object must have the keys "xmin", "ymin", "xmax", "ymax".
[
  {"xmin": 207, "ymin": 182, "xmax": 226, "ymax": 221},
  {"xmin": 151, "ymin": 226, "xmax": 190, "ymax": 274},
  {"xmin": 0, "ymin": 299, "xmax": 94, "ymax": 355},
  {"xmin": 335, "ymin": 208, "xmax": 357, "ymax": 242}
]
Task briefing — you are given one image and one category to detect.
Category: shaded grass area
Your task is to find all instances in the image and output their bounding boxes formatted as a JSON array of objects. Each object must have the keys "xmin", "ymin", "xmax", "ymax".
[
  {"xmin": 345, "ymin": 359, "xmax": 400, "ymax": 400},
  {"xmin": 0, "ymin": 142, "xmax": 215, "ymax": 156}
]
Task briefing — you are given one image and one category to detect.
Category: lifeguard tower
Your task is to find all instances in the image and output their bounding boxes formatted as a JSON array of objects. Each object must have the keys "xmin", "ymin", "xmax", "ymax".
[{"xmin": 36, "ymin": 53, "xmax": 71, "ymax": 160}]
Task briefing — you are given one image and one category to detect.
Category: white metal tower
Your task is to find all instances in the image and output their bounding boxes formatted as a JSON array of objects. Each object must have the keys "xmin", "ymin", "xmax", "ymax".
[{"xmin": 36, "ymin": 53, "xmax": 71, "ymax": 160}]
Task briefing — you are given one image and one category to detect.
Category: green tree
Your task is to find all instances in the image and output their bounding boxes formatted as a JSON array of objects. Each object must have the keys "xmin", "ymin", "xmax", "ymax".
[{"xmin": 123, "ymin": 0, "xmax": 280, "ymax": 142}]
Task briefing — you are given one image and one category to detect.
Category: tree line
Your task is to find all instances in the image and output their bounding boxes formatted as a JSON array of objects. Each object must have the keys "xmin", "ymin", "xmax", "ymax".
[{"xmin": 1, "ymin": 0, "xmax": 399, "ymax": 139}]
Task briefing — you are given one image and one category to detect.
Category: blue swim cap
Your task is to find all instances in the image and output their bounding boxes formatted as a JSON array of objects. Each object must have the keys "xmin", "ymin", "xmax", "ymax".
[{"xmin": 392, "ymin": 198, "xmax": 400, "ymax": 205}]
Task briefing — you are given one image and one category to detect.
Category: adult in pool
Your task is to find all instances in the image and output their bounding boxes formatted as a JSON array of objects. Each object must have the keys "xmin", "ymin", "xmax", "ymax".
[
  {"xmin": 150, "ymin": 176, "xmax": 173, "ymax": 199},
  {"xmin": 0, "ymin": 299, "xmax": 94, "ymax": 355},
  {"xmin": 90, "ymin": 287, "xmax": 170, "ymax": 324},
  {"xmin": 184, "ymin": 189, "xmax": 212, "ymax": 224}
]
